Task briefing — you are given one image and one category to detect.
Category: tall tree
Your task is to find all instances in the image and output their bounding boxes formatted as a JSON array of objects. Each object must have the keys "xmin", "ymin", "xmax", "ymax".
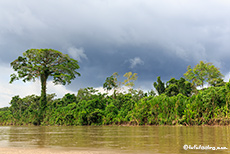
[
  {"xmin": 177, "ymin": 77, "xmax": 193, "ymax": 96},
  {"xmin": 103, "ymin": 72, "xmax": 119, "ymax": 92},
  {"xmin": 165, "ymin": 77, "xmax": 192, "ymax": 97},
  {"xmin": 165, "ymin": 78, "xmax": 179, "ymax": 97},
  {"xmin": 184, "ymin": 61, "xmax": 223, "ymax": 88},
  {"xmin": 10, "ymin": 49, "xmax": 80, "ymax": 123},
  {"xmin": 122, "ymin": 72, "xmax": 138, "ymax": 91},
  {"xmin": 153, "ymin": 76, "xmax": 165, "ymax": 95}
]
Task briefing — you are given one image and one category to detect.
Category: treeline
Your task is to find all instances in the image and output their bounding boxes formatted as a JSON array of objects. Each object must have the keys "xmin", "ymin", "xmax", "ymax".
[
  {"xmin": 1, "ymin": 60, "xmax": 230, "ymax": 126},
  {"xmin": 1, "ymin": 82, "xmax": 230, "ymax": 126}
]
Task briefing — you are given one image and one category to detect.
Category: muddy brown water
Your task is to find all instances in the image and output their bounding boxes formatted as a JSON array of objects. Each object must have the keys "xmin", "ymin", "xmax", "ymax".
[{"xmin": 0, "ymin": 126, "xmax": 229, "ymax": 153}]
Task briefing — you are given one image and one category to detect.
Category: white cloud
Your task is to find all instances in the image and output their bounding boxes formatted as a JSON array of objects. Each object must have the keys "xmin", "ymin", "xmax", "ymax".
[
  {"xmin": 129, "ymin": 57, "xmax": 144, "ymax": 68},
  {"xmin": 94, "ymin": 86, "xmax": 135, "ymax": 95},
  {"xmin": 67, "ymin": 47, "xmax": 88, "ymax": 62},
  {"xmin": 224, "ymin": 72, "xmax": 230, "ymax": 82},
  {"xmin": 46, "ymin": 80, "xmax": 76, "ymax": 97}
]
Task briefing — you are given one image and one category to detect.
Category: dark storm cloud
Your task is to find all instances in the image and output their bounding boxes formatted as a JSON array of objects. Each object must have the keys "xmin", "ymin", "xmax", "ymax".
[{"xmin": 1, "ymin": 0, "xmax": 230, "ymax": 92}]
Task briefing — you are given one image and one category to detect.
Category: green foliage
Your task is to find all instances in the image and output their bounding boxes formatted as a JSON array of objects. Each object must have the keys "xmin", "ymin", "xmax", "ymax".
[
  {"xmin": 77, "ymin": 87, "xmax": 99, "ymax": 101},
  {"xmin": 2, "ymin": 59, "xmax": 230, "ymax": 126},
  {"xmin": 165, "ymin": 77, "xmax": 192, "ymax": 97},
  {"xmin": 62, "ymin": 93, "xmax": 77, "ymax": 106},
  {"xmin": 184, "ymin": 61, "xmax": 223, "ymax": 88},
  {"xmin": 10, "ymin": 49, "xmax": 80, "ymax": 123},
  {"xmin": 103, "ymin": 72, "xmax": 119, "ymax": 91},
  {"xmin": 10, "ymin": 49, "xmax": 80, "ymax": 84},
  {"xmin": 153, "ymin": 76, "xmax": 165, "ymax": 95},
  {"xmin": 1, "ymin": 84, "xmax": 230, "ymax": 126},
  {"xmin": 103, "ymin": 103, "xmax": 118, "ymax": 124},
  {"xmin": 210, "ymin": 78, "xmax": 225, "ymax": 87},
  {"xmin": 122, "ymin": 72, "xmax": 138, "ymax": 91},
  {"xmin": 0, "ymin": 107, "xmax": 9, "ymax": 111}
]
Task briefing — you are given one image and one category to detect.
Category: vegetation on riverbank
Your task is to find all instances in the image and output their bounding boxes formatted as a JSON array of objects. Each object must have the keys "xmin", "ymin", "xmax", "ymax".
[
  {"xmin": 1, "ymin": 82, "xmax": 230, "ymax": 126},
  {"xmin": 1, "ymin": 49, "xmax": 230, "ymax": 126}
]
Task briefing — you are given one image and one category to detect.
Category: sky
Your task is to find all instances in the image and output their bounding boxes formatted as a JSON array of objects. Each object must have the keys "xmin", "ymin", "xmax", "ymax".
[{"xmin": 1, "ymin": 0, "xmax": 230, "ymax": 107}]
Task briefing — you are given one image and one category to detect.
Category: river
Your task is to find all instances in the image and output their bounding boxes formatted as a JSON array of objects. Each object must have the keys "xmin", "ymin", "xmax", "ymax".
[{"xmin": 0, "ymin": 126, "xmax": 229, "ymax": 154}]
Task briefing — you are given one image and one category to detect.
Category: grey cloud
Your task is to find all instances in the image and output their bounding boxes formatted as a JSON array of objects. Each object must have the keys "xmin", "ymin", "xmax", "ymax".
[
  {"xmin": 67, "ymin": 47, "xmax": 88, "ymax": 62},
  {"xmin": 1, "ymin": 0, "xmax": 230, "ymax": 95}
]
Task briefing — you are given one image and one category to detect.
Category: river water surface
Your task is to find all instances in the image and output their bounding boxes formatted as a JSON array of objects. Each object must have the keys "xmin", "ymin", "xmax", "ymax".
[{"xmin": 0, "ymin": 126, "xmax": 229, "ymax": 154}]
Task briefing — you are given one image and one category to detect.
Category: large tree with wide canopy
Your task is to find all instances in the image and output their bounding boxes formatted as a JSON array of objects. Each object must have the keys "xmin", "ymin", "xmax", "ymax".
[{"xmin": 10, "ymin": 49, "xmax": 80, "ymax": 123}]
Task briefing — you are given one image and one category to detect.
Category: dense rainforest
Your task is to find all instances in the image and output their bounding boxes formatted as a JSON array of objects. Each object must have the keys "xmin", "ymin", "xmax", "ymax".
[
  {"xmin": 1, "ymin": 49, "xmax": 230, "ymax": 126},
  {"xmin": 1, "ymin": 80, "xmax": 230, "ymax": 126}
]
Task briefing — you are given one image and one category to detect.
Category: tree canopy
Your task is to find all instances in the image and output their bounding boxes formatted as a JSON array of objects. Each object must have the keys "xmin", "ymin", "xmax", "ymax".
[
  {"xmin": 10, "ymin": 49, "xmax": 80, "ymax": 84},
  {"xmin": 103, "ymin": 72, "xmax": 119, "ymax": 92},
  {"xmin": 122, "ymin": 72, "xmax": 138, "ymax": 91},
  {"xmin": 165, "ymin": 77, "xmax": 192, "ymax": 97},
  {"xmin": 153, "ymin": 76, "xmax": 165, "ymax": 95},
  {"xmin": 3, "ymin": 57, "xmax": 230, "ymax": 126},
  {"xmin": 184, "ymin": 61, "xmax": 223, "ymax": 88},
  {"xmin": 10, "ymin": 49, "xmax": 80, "ymax": 123}
]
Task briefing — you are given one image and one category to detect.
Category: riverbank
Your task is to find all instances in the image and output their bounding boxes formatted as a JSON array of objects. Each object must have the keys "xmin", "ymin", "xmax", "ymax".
[{"xmin": 1, "ymin": 85, "xmax": 230, "ymax": 126}]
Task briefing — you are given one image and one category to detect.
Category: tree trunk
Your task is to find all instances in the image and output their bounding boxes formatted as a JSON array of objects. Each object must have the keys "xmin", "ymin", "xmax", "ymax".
[
  {"xmin": 40, "ymin": 73, "xmax": 47, "ymax": 109},
  {"xmin": 38, "ymin": 70, "xmax": 49, "ymax": 124}
]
